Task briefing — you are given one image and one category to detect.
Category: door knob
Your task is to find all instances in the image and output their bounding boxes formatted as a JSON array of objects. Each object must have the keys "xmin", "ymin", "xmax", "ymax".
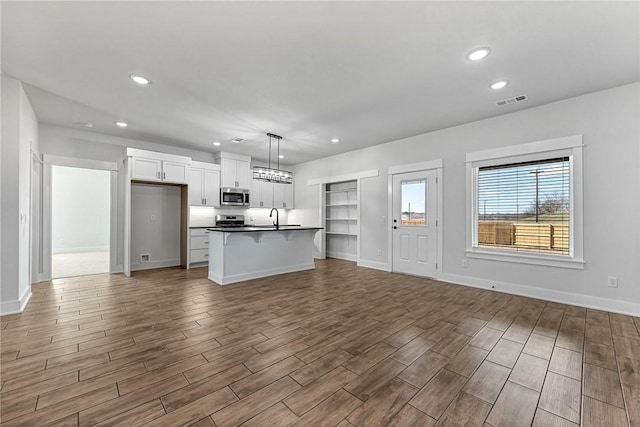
[
  {"xmin": 393, "ymin": 226, "xmax": 398, "ymax": 229},
  {"xmin": 393, "ymin": 219, "xmax": 397, "ymax": 223}
]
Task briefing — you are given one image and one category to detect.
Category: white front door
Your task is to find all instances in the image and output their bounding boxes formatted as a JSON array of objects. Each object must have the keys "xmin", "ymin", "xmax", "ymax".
[{"xmin": 392, "ymin": 170, "xmax": 438, "ymax": 277}]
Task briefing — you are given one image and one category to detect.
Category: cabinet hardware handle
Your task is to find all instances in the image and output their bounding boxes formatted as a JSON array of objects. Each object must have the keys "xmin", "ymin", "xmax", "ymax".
[
  {"xmin": 204, "ymin": 198, "xmax": 207, "ymax": 205},
  {"xmin": 393, "ymin": 226, "xmax": 398, "ymax": 229},
  {"xmin": 204, "ymin": 242, "xmax": 209, "ymax": 244},
  {"xmin": 163, "ymin": 172, "xmax": 166, "ymax": 180},
  {"xmin": 204, "ymin": 254, "xmax": 208, "ymax": 257}
]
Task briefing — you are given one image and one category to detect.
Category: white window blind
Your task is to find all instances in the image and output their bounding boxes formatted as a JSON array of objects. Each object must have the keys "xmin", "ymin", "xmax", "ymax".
[{"xmin": 476, "ymin": 157, "xmax": 570, "ymax": 255}]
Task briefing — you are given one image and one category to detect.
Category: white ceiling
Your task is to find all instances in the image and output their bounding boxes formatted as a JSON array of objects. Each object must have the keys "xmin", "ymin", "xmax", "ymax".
[{"xmin": 2, "ymin": 1, "xmax": 638, "ymax": 165}]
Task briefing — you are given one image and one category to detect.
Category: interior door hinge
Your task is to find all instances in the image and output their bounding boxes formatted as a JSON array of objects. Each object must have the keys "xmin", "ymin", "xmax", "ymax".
[{"xmin": 436, "ymin": 263, "xmax": 438, "ymax": 270}]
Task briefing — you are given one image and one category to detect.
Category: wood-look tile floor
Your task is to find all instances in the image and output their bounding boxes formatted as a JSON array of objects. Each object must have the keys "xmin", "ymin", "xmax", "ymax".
[{"xmin": 1, "ymin": 259, "xmax": 638, "ymax": 427}]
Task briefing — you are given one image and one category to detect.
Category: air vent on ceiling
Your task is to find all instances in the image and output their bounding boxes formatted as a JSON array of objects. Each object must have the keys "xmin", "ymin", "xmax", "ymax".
[
  {"xmin": 495, "ymin": 94, "xmax": 528, "ymax": 107},
  {"xmin": 230, "ymin": 137, "xmax": 245, "ymax": 143}
]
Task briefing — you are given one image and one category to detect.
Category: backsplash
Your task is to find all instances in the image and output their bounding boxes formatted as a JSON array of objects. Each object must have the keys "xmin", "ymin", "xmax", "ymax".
[{"xmin": 189, "ymin": 206, "xmax": 289, "ymax": 227}]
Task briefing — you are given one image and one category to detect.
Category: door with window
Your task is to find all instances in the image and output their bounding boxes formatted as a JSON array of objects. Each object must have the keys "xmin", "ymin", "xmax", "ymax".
[{"xmin": 392, "ymin": 170, "xmax": 438, "ymax": 277}]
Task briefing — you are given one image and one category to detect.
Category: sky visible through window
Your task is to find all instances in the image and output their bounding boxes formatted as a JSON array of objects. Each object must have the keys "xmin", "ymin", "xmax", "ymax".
[{"xmin": 402, "ymin": 180, "xmax": 426, "ymax": 216}]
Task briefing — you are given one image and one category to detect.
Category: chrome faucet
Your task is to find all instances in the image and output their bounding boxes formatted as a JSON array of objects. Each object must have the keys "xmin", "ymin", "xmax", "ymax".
[{"xmin": 269, "ymin": 207, "xmax": 279, "ymax": 229}]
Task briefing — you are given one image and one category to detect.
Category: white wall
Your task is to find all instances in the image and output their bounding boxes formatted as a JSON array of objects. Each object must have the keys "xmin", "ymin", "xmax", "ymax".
[
  {"xmin": 39, "ymin": 124, "xmax": 219, "ymax": 274},
  {"xmin": 51, "ymin": 166, "xmax": 110, "ymax": 253},
  {"xmin": 1, "ymin": 77, "xmax": 39, "ymax": 314},
  {"xmin": 291, "ymin": 83, "xmax": 640, "ymax": 315},
  {"xmin": 130, "ymin": 184, "xmax": 181, "ymax": 271}
]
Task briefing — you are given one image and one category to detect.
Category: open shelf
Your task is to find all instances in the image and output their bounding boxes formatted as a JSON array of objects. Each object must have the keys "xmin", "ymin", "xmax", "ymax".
[{"xmin": 324, "ymin": 180, "xmax": 358, "ymax": 261}]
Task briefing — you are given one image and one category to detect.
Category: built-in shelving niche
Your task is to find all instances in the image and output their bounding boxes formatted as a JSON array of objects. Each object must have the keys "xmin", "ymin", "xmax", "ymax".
[{"xmin": 324, "ymin": 180, "xmax": 358, "ymax": 261}]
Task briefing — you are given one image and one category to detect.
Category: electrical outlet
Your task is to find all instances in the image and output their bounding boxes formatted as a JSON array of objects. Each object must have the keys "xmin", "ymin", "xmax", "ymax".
[
  {"xmin": 377, "ymin": 249, "xmax": 382, "ymax": 257},
  {"xmin": 461, "ymin": 259, "xmax": 468, "ymax": 268},
  {"xmin": 141, "ymin": 254, "xmax": 150, "ymax": 262},
  {"xmin": 607, "ymin": 276, "xmax": 618, "ymax": 288},
  {"xmin": 150, "ymin": 214, "xmax": 156, "ymax": 221}
]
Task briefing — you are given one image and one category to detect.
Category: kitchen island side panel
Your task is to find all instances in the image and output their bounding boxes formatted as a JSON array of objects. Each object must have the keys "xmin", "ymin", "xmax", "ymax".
[{"xmin": 207, "ymin": 229, "xmax": 319, "ymax": 285}]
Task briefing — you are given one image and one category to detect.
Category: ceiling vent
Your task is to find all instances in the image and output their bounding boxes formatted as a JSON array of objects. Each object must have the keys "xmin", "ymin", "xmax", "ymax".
[
  {"xmin": 230, "ymin": 137, "xmax": 244, "ymax": 143},
  {"xmin": 495, "ymin": 94, "xmax": 527, "ymax": 107}
]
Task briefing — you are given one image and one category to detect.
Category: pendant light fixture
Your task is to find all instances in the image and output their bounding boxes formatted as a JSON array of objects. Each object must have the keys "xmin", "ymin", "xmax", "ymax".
[{"xmin": 252, "ymin": 133, "xmax": 293, "ymax": 184}]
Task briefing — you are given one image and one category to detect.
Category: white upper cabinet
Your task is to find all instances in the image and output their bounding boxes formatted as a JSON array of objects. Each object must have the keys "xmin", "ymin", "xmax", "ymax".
[
  {"xmin": 162, "ymin": 160, "xmax": 189, "ymax": 184},
  {"xmin": 131, "ymin": 157, "xmax": 162, "ymax": 182},
  {"xmin": 127, "ymin": 148, "xmax": 190, "ymax": 184},
  {"xmin": 273, "ymin": 182, "xmax": 294, "ymax": 209},
  {"xmin": 190, "ymin": 161, "xmax": 220, "ymax": 207},
  {"xmin": 215, "ymin": 152, "xmax": 251, "ymax": 189},
  {"xmin": 250, "ymin": 178, "xmax": 274, "ymax": 208}
]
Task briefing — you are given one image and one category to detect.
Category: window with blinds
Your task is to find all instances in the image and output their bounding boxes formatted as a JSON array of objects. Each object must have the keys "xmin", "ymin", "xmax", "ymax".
[{"xmin": 476, "ymin": 157, "xmax": 570, "ymax": 255}]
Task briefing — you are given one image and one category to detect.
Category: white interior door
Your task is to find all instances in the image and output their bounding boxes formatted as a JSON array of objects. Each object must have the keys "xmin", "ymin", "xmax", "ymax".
[{"xmin": 392, "ymin": 170, "xmax": 438, "ymax": 277}]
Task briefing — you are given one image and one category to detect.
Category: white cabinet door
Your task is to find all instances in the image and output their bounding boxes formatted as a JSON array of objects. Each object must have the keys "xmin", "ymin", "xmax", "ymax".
[
  {"xmin": 236, "ymin": 160, "xmax": 251, "ymax": 189},
  {"xmin": 131, "ymin": 157, "xmax": 162, "ymax": 181},
  {"xmin": 273, "ymin": 183, "xmax": 294, "ymax": 209},
  {"xmin": 189, "ymin": 167, "xmax": 204, "ymax": 206},
  {"xmin": 220, "ymin": 158, "xmax": 237, "ymax": 188},
  {"xmin": 163, "ymin": 160, "xmax": 189, "ymax": 184},
  {"xmin": 250, "ymin": 178, "xmax": 262, "ymax": 208},
  {"xmin": 203, "ymin": 169, "xmax": 220, "ymax": 207},
  {"xmin": 250, "ymin": 179, "xmax": 274, "ymax": 208}
]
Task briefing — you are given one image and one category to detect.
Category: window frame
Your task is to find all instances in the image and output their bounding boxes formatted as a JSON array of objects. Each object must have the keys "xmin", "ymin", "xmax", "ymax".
[{"xmin": 465, "ymin": 135, "xmax": 584, "ymax": 269}]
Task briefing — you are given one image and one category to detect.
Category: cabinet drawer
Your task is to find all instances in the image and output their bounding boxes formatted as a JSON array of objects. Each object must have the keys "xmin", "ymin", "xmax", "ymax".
[
  {"xmin": 190, "ymin": 228, "xmax": 210, "ymax": 237},
  {"xmin": 191, "ymin": 236, "xmax": 210, "ymax": 250},
  {"xmin": 190, "ymin": 249, "xmax": 209, "ymax": 263}
]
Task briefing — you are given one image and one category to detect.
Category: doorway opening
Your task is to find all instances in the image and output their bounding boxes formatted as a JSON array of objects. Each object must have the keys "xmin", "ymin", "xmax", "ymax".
[{"xmin": 51, "ymin": 166, "xmax": 110, "ymax": 278}]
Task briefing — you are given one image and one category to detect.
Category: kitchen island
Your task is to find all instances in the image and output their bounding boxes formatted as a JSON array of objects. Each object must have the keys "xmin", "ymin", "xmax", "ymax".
[{"xmin": 206, "ymin": 226, "xmax": 322, "ymax": 285}]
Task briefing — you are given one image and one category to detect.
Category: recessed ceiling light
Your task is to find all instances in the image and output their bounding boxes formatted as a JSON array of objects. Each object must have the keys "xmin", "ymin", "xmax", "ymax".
[
  {"xmin": 114, "ymin": 121, "xmax": 128, "ymax": 128},
  {"xmin": 231, "ymin": 137, "xmax": 244, "ymax": 143},
  {"xmin": 129, "ymin": 74, "xmax": 152, "ymax": 85},
  {"xmin": 73, "ymin": 122, "xmax": 94, "ymax": 128},
  {"xmin": 331, "ymin": 138, "xmax": 340, "ymax": 143},
  {"xmin": 212, "ymin": 141, "xmax": 221, "ymax": 146},
  {"xmin": 490, "ymin": 80, "xmax": 508, "ymax": 90},
  {"xmin": 467, "ymin": 47, "xmax": 491, "ymax": 61},
  {"xmin": 278, "ymin": 155, "xmax": 284, "ymax": 159}
]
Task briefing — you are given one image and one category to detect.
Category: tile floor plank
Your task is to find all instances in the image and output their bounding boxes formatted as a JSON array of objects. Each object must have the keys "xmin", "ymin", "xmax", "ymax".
[{"xmin": 0, "ymin": 260, "xmax": 636, "ymax": 427}]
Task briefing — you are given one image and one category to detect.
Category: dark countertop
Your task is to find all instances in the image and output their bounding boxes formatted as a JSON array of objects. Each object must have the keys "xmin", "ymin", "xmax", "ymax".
[
  {"xmin": 207, "ymin": 226, "xmax": 323, "ymax": 233},
  {"xmin": 189, "ymin": 226, "xmax": 216, "ymax": 229}
]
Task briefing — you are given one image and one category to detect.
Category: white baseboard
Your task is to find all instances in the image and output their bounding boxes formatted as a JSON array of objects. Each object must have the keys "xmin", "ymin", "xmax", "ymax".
[
  {"xmin": 438, "ymin": 272, "xmax": 640, "ymax": 317},
  {"xmin": 357, "ymin": 259, "xmax": 391, "ymax": 272},
  {"xmin": 53, "ymin": 246, "xmax": 109, "ymax": 254},
  {"xmin": 0, "ymin": 287, "xmax": 32, "ymax": 315},
  {"xmin": 131, "ymin": 259, "xmax": 180, "ymax": 272},
  {"xmin": 209, "ymin": 262, "xmax": 316, "ymax": 285},
  {"xmin": 326, "ymin": 251, "xmax": 357, "ymax": 262}
]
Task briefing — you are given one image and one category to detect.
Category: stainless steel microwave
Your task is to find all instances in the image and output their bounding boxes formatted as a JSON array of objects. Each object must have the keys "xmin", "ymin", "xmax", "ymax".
[{"xmin": 220, "ymin": 188, "xmax": 250, "ymax": 206}]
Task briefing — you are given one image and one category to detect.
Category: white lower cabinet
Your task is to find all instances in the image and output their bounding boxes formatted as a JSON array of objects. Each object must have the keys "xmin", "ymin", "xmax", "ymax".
[{"xmin": 189, "ymin": 229, "xmax": 210, "ymax": 265}]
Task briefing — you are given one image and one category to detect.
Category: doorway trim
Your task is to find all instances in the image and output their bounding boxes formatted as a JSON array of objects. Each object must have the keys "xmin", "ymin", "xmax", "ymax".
[
  {"xmin": 42, "ymin": 155, "xmax": 119, "ymax": 281},
  {"xmin": 387, "ymin": 159, "xmax": 443, "ymax": 277}
]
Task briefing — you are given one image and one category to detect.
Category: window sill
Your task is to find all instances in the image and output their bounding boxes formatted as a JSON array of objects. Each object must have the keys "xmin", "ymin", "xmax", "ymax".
[{"xmin": 465, "ymin": 249, "xmax": 585, "ymax": 270}]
